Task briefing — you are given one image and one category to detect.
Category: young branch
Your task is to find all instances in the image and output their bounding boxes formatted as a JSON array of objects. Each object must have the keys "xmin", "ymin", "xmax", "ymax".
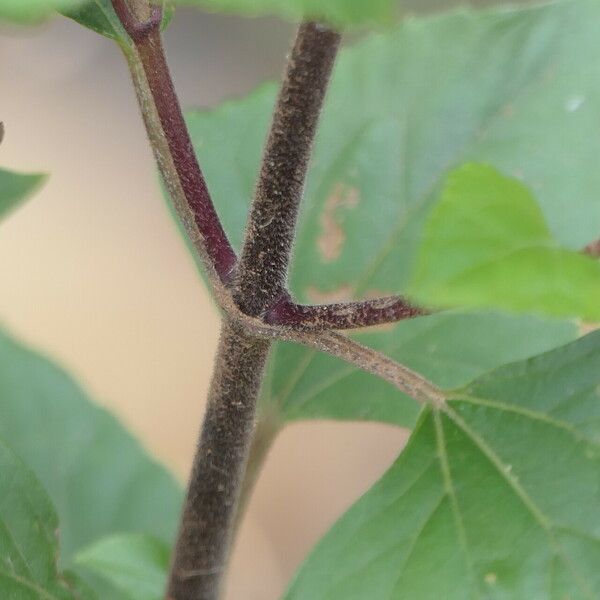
[
  {"xmin": 264, "ymin": 294, "xmax": 426, "ymax": 331},
  {"xmin": 112, "ymin": 0, "xmax": 237, "ymax": 289},
  {"xmin": 234, "ymin": 22, "xmax": 341, "ymax": 316},
  {"xmin": 284, "ymin": 329, "xmax": 445, "ymax": 406}
]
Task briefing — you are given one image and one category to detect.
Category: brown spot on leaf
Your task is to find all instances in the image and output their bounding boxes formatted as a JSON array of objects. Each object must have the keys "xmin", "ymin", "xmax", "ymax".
[
  {"xmin": 317, "ymin": 182, "xmax": 359, "ymax": 262},
  {"xmin": 502, "ymin": 103, "xmax": 514, "ymax": 118}
]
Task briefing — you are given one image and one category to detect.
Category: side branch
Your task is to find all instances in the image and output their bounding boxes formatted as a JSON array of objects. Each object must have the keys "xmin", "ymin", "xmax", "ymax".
[
  {"xmin": 285, "ymin": 329, "xmax": 445, "ymax": 407},
  {"xmin": 234, "ymin": 23, "xmax": 341, "ymax": 316},
  {"xmin": 112, "ymin": 0, "xmax": 237, "ymax": 287},
  {"xmin": 265, "ymin": 294, "xmax": 426, "ymax": 331}
]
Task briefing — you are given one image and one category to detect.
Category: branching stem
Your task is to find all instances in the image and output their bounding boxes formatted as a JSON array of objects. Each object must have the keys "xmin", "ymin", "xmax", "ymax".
[
  {"xmin": 265, "ymin": 294, "xmax": 426, "ymax": 331},
  {"xmin": 234, "ymin": 22, "xmax": 341, "ymax": 316},
  {"xmin": 111, "ymin": 5, "xmax": 441, "ymax": 599}
]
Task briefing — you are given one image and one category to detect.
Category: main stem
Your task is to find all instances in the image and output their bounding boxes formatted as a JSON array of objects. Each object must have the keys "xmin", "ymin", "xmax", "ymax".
[
  {"xmin": 168, "ymin": 21, "xmax": 340, "ymax": 600},
  {"xmin": 167, "ymin": 322, "xmax": 270, "ymax": 599},
  {"xmin": 234, "ymin": 22, "xmax": 341, "ymax": 316}
]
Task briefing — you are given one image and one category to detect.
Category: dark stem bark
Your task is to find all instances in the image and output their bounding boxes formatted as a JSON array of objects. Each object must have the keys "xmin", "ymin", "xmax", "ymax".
[
  {"xmin": 234, "ymin": 22, "xmax": 341, "ymax": 316},
  {"xmin": 167, "ymin": 321, "xmax": 271, "ymax": 600},
  {"xmin": 265, "ymin": 294, "xmax": 426, "ymax": 330},
  {"xmin": 167, "ymin": 20, "xmax": 340, "ymax": 600},
  {"xmin": 112, "ymin": 0, "xmax": 237, "ymax": 286}
]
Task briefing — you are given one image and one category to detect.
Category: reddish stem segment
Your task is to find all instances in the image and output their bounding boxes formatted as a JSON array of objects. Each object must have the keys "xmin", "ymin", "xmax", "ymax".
[
  {"xmin": 265, "ymin": 294, "xmax": 425, "ymax": 330},
  {"xmin": 112, "ymin": 0, "xmax": 237, "ymax": 284}
]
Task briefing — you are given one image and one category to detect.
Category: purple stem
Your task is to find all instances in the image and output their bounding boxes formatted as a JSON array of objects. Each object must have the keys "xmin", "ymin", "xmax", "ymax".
[
  {"xmin": 112, "ymin": 0, "xmax": 237, "ymax": 284},
  {"xmin": 265, "ymin": 293, "xmax": 426, "ymax": 331}
]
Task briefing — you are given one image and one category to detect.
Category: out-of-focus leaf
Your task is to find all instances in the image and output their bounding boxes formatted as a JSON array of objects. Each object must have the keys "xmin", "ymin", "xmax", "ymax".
[
  {"xmin": 0, "ymin": 440, "xmax": 93, "ymax": 599},
  {"xmin": 286, "ymin": 331, "xmax": 600, "ymax": 599},
  {"xmin": 410, "ymin": 163, "xmax": 600, "ymax": 321},
  {"xmin": 0, "ymin": 328, "xmax": 182, "ymax": 564},
  {"xmin": 0, "ymin": 168, "xmax": 46, "ymax": 222},
  {"xmin": 75, "ymin": 534, "xmax": 169, "ymax": 600},
  {"xmin": 176, "ymin": 0, "xmax": 397, "ymax": 27},
  {"xmin": 0, "ymin": 0, "xmax": 85, "ymax": 23}
]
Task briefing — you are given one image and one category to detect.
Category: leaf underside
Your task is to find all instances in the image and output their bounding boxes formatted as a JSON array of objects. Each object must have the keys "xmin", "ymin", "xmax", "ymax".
[{"xmin": 286, "ymin": 331, "xmax": 600, "ymax": 599}]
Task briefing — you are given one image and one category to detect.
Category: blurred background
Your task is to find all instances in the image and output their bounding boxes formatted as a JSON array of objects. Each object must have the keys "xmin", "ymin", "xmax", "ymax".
[{"xmin": 0, "ymin": 7, "xmax": 416, "ymax": 599}]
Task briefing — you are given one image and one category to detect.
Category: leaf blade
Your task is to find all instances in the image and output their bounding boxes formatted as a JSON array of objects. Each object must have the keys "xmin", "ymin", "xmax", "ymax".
[
  {"xmin": 410, "ymin": 164, "xmax": 600, "ymax": 321},
  {"xmin": 286, "ymin": 331, "xmax": 600, "ymax": 599},
  {"xmin": 74, "ymin": 534, "xmax": 169, "ymax": 600},
  {"xmin": 0, "ymin": 168, "xmax": 46, "ymax": 222}
]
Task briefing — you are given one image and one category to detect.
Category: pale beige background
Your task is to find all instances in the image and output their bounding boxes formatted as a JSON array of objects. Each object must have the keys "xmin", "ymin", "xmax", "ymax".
[{"xmin": 0, "ymin": 10, "xmax": 409, "ymax": 599}]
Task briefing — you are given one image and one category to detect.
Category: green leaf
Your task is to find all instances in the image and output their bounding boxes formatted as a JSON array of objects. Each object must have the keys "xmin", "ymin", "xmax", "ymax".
[
  {"xmin": 0, "ymin": 440, "xmax": 92, "ymax": 599},
  {"xmin": 0, "ymin": 328, "xmax": 182, "ymax": 566},
  {"xmin": 0, "ymin": 168, "xmax": 46, "ymax": 222},
  {"xmin": 286, "ymin": 330, "xmax": 600, "ymax": 599},
  {"xmin": 75, "ymin": 534, "xmax": 169, "ymax": 600},
  {"xmin": 177, "ymin": 0, "xmax": 397, "ymax": 27},
  {"xmin": 60, "ymin": 1, "xmax": 173, "ymax": 41},
  {"xmin": 181, "ymin": 0, "xmax": 600, "ymax": 426},
  {"xmin": 0, "ymin": 0, "xmax": 85, "ymax": 23},
  {"xmin": 410, "ymin": 164, "xmax": 600, "ymax": 321}
]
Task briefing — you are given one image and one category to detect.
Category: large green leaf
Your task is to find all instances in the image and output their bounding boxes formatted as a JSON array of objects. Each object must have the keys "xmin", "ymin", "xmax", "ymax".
[
  {"xmin": 181, "ymin": 0, "xmax": 600, "ymax": 426},
  {"xmin": 286, "ymin": 330, "xmax": 600, "ymax": 599},
  {"xmin": 74, "ymin": 534, "xmax": 169, "ymax": 600},
  {"xmin": 0, "ymin": 168, "xmax": 46, "ymax": 222},
  {"xmin": 410, "ymin": 163, "xmax": 600, "ymax": 321},
  {"xmin": 0, "ymin": 441, "xmax": 92, "ymax": 599},
  {"xmin": 177, "ymin": 0, "xmax": 397, "ymax": 27},
  {"xmin": 0, "ymin": 0, "xmax": 85, "ymax": 23},
  {"xmin": 0, "ymin": 328, "xmax": 182, "ymax": 564}
]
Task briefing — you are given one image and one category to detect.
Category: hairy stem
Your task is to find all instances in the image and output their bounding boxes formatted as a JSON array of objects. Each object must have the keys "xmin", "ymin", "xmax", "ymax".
[
  {"xmin": 113, "ymin": 0, "xmax": 237, "ymax": 289},
  {"xmin": 167, "ymin": 322, "xmax": 271, "ymax": 600},
  {"xmin": 286, "ymin": 330, "xmax": 445, "ymax": 406},
  {"xmin": 167, "ymin": 20, "xmax": 340, "ymax": 600},
  {"xmin": 234, "ymin": 22, "xmax": 341, "ymax": 316},
  {"xmin": 265, "ymin": 294, "xmax": 426, "ymax": 330}
]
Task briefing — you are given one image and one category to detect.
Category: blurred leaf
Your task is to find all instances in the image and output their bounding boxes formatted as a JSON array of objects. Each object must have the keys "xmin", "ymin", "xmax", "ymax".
[
  {"xmin": 177, "ymin": 0, "xmax": 397, "ymax": 27},
  {"xmin": 75, "ymin": 534, "xmax": 169, "ymax": 600},
  {"xmin": 0, "ymin": 0, "xmax": 85, "ymax": 23},
  {"xmin": 410, "ymin": 164, "xmax": 600, "ymax": 321},
  {"xmin": 0, "ymin": 168, "xmax": 46, "ymax": 222},
  {"xmin": 61, "ymin": 1, "xmax": 173, "ymax": 41},
  {"xmin": 0, "ymin": 328, "xmax": 182, "ymax": 566},
  {"xmin": 0, "ymin": 440, "xmax": 93, "ymax": 599},
  {"xmin": 286, "ymin": 331, "xmax": 600, "ymax": 599}
]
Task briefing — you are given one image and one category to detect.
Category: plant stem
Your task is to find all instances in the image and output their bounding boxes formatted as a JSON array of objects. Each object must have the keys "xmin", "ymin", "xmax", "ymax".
[
  {"xmin": 167, "ymin": 321, "xmax": 271, "ymax": 600},
  {"xmin": 286, "ymin": 330, "xmax": 445, "ymax": 406},
  {"xmin": 234, "ymin": 22, "xmax": 341, "ymax": 316},
  {"xmin": 167, "ymin": 20, "xmax": 340, "ymax": 600},
  {"xmin": 265, "ymin": 294, "xmax": 426, "ymax": 330},
  {"xmin": 113, "ymin": 0, "xmax": 237, "ymax": 289}
]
